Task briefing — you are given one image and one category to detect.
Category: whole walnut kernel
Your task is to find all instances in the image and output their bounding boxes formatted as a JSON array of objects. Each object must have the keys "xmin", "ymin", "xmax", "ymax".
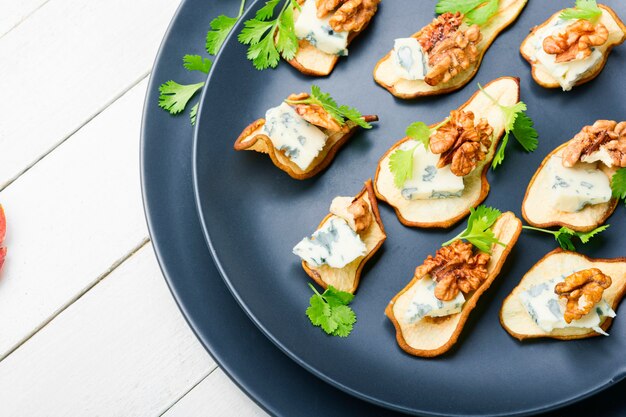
[
  {"xmin": 430, "ymin": 110, "xmax": 493, "ymax": 176},
  {"xmin": 543, "ymin": 20, "xmax": 609, "ymax": 63},
  {"xmin": 424, "ymin": 24, "xmax": 482, "ymax": 86},
  {"xmin": 562, "ymin": 120, "xmax": 626, "ymax": 168},
  {"xmin": 555, "ymin": 268, "xmax": 612, "ymax": 323},
  {"xmin": 347, "ymin": 197, "xmax": 372, "ymax": 234},
  {"xmin": 417, "ymin": 240, "xmax": 491, "ymax": 301},
  {"xmin": 314, "ymin": 0, "xmax": 380, "ymax": 33},
  {"xmin": 417, "ymin": 12, "xmax": 464, "ymax": 53}
]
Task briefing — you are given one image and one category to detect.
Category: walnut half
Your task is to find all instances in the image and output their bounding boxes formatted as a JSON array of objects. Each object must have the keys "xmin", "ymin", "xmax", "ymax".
[
  {"xmin": 417, "ymin": 240, "xmax": 491, "ymax": 301},
  {"xmin": 347, "ymin": 197, "xmax": 372, "ymax": 234},
  {"xmin": 316, "ymin": 0, "xmax": 380, "ymax": 33},
  {"xmin": 287, "ymin": 93, "xmax": 346, "ymax": 132},
  {"xmin": 543, "ymin": 20, "xmax": 609, "ymax": 63},
  {"xmin": 562, "ymin": 120, "xmax": 626, "ymax": 168},
  {"xmin": 555, "ymin": 268, "xmax": 612, "ymax": 323},
  {"xmin": 429, "ymin": 110, "xmax": 493, "ymax": 176}
]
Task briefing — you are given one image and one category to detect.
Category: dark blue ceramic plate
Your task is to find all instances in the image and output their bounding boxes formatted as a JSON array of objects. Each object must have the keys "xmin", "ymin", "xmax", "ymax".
[{"xmin": 193, "ymin": 0, "xmax": 626, "ymax": 415}]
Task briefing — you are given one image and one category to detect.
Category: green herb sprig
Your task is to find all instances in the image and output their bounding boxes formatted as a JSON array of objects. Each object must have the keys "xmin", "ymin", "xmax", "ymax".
[
  {"xmin": 238, "ymin": 0, "xmax": 300, "ymax": 70},
  {"xmin": 158, "ymin": 0, "xmax": 246, "ymax": 125},
  {"xmin": 285, "ymin": 85, "xmax": 373, "ymax": 129},
  {"xmin": 388, "ymin": 118, "xmax": 450, "ymax": 188},
  {"xmin": 560, "ymin": 0, "xmax": 602, "ymax": 23},
  {"xmin": 306, "ymin": 283, "xmax": 356, "ymax": 337},
  {"xmin": 478, "ymin": 84, "xmax": 539, "ymax": 170},
  {"xmin": 442, "ymin": 205, "xmax": 505, "ymax": 253},
  {"xmin": 435, "ymin": 0, "xmax": 500, "ymax": 26},
  {"xmin": 522, "ymin": 225, "xmax": 609, "ymax": 251}
]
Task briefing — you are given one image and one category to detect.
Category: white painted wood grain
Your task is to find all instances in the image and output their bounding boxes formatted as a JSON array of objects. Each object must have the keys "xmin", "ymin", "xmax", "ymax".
[
  {"xmin": 0, "ymin": 243, "xmax": 215, "ymax": 417},
  {"xmin": 164, "ymin": 369, "xmax": 269, "ymax": 417},
  {"xmin": 0, "ymin": 80, "xmax": 150, "ymax": 359},
  {"xmin": 0, "ymin": 0, "xmax": 180, "ymax": 189},
  {"xmin": 0, "ymin": 0, "xmax": 48, "ymax": 38}
]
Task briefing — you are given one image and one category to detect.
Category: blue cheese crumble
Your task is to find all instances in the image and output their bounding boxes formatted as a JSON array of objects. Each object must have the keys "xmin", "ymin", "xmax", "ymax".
[
  {"xmin": 293, "ymin": 216, "xmax": 366, "ymax": 269},
  {"xmin": 519, "ymin": 275, "xmax": 616, "ymax": 335},
  {"xmin": 391, "ymin": 38, "xmax": 429, "ymax": 81},
  {"xmin": 262, "ymin": 103, "xmax": 327, "ymax": 171},
  {"xmin": 547, "ymin": 155, "xmax": 612, "ymax": 212},
  {"xmin": 294, "ymin": 0, "xmax": 349, "ymax": 56},
  {"xmin": 405, "ymin": 276, "xmax": 465, "ymax": 323},
  {"xmin": 399, "ymin": 142, "xmax": 465, "ymax": 200}
]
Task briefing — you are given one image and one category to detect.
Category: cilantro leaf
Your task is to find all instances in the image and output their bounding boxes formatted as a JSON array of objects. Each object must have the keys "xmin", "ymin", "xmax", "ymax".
[
  {"xmin": 389, "ymin": 145, "xmax": 417, "ymax": 189},
  {"xmin": 512, "ymin": 112, "xmax": 539, "ymax": 152},
  {"xmin": 442, "ymin": 205, "xmax": 505, "ymax": 253},
  {"xmin": 238, "ymin": 0, "xmax": 299, "ymax": 70},
  {"xmin": 158, "ymin": 81, "xmax": 205, "ymax": 115},
  {"xmin": 182, "ymin": 55, "xmax": 213, "ymax": 74},
  {"xmin": 406, "ymin": 122, "xmax": 431, "ymax": 148},
  {"xmin": 285, "ymin": 85, "xmax": 373, "ymax": 129},
  {"xmin": 479, "ymin": 83, "xmax": 539, "ymax": 169},
  {"xmin": 189, "ymin": 103, "xmax": 199, "ymax": 125},
  {"xmin": 492, "ymin": 132, "xmax": 509, "ymax": 169},
  {"xmin": 435, "ymin": 0, "xmax": 500, "ymax": 26},
  {"xmin": 560, "ymin": 0, "xmax": 602, "ymax": 22},
  {"xmin": 523, "ymin": 225, "xmax": 609, "ymax": 251},
  {"xmin": 611, "ymin": 168, "xmax": 626, "ymax": 203},
  {"xmin": 306, "ymin": 284, "xmax": 356, "ymax": 337},
  {"xmin": 206, "ymin": 0, "xmax": 247, "ymax": 55},
  {"xmin": 206, "ymin": 15, "xmax": 239, "ymax": 55}
]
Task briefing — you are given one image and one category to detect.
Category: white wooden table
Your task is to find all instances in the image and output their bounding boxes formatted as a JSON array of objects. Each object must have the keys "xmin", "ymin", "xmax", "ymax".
[{"xmin": 0, "ymin": 1, "xmax": 267, "ymax": 415}]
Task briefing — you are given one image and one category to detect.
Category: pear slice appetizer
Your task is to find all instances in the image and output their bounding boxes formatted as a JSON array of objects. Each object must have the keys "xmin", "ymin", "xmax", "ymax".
[
  {"xmin": 522, "ymin": 142, "xmax": 618, "ymax": 233},
  {"xmin": 294, "ymin": 180, "xmax": 386, "ymax": 294},
  {"xmin": 287, "ymin": 0, "xmax": 379, "ymax": 77},
  {"xmin": 234, "ymin": 109, "xmax": 377, "ymax": 181},
  {"xmin": 520, "ymin": 5, "xmax": 626, "ymax": 91},
  {"xmin": 373, "ymin": 0, "xmax": 527, "ymax": 99},
  {"xmin": 386, "ymin": 212, "xmax": 522, "ymax": 357},
  {"xmin": 501, "ymin": 249, "xmax": 626, "ymax": 340},
  {"xmin": 374, "ymin": 76, "xmax": 520, "ymax": 228}
]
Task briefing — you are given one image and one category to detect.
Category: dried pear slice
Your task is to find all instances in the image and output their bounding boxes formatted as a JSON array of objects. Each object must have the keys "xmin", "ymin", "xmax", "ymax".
[
  {"xmin": 234, "ymin": 112, "xmax": 378, "ymax": 181},
  {"xmin": 386, "ymin": 212, "xmax": 522, "ymax": 357},
  {"xmin": 373, "ymin": 0, "xmax": 527, "ymax": 99},
  {"xmin": 374, "ymin": 76, "xmax": 520, "ymax": 228},
  {"xmin": 522, "ymin": 141, "xmax": 618, "ymax": 233},
  {"xmin": 296, "ymin": 180, "xmax": 386, "ymax": 294},
  {"xmin": 500, "ymin": 249, "xmax": 626, "ymax": 341},
  {"xmin": 287, "ymin": 1, "xmax": 378, "ymax": 77},
  {"xmin": 520, "ymin": 5, "xmax": 626, "ymax": 91}
]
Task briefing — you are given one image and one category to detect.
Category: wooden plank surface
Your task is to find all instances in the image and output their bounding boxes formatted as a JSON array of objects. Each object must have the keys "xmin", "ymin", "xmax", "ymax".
[
  {"xmin": 0, "ymin": 0, "xmax": 180, "ymax": 189},
  {"xmin": 0, "ymin": 80, "xmax": 150, "ymax": 359},
  {"xmin": 164, "ymin": 369, "xmax": 268, "ymax": 417},
  {"xmin": 0, "ymin": 0, "xmax": 48, "ymax": 38},
  {"xmin": 0, "ymin": 244, "xmax": 215, "ymax": 417}
]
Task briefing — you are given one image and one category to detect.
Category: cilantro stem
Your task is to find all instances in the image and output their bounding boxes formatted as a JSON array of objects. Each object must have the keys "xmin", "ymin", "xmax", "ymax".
[
  {"xmin": 308, "ymin": 282, "xmax": 323, "ymax": 298},
  {"xmin": 522, "ymin": 226, "xmax": 557, "ymax": 236},
  {"xmin": 238, "ymin": 0, "xmax": 246, "ymax": 17},
  {"xmin": 431, "ymin": 117, "xmax": 450, "ymax": 133}
]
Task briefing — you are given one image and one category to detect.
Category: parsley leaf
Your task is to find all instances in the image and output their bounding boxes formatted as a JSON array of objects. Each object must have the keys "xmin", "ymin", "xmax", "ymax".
[
  {"xmin": 523, "ymin": 225, "xmax": 609, "ymax": 251},
  {"xmin": 182, "ymin": 55, "xmax": 213, "ymax": 74},
  {"xmin": 478, "ymin": 84, "xmax": 539, "ymax": 169},
  {"xmin": 442, "ymin": 205, "xmax": 505, "ymax": 253},
  {"xmin": 158, "ymin": 81, "xmax": 205, "ymax": 115},
  {"xmin": 206, "ymin": 0, "xmax": 247, "ymax": 54},
  {"xmin": 560, "ymin": 0, "xmax": 602, "ymax": 22},
  {"xmin": 435, "ymin": 0, "xmax": 500, "ymax": 26},
  {"xmin": 285, "ymin": 85, "xmax": 373, "ymax": 129},
  {"xmin": 238, "ymin": 0, "xmax": 299, "ymax": 70},
  {"xmin": 306, "ymin": 283, "xmax": 356, "ymax": 337},
  {"xmin": 611, "ymin": 168, "xmax": 626, "ymax": 204}
]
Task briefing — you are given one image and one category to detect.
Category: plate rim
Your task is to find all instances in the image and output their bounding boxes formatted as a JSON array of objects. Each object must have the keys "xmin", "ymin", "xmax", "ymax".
[{"xmin": 191, "ymin": 1, "xmax": 626, "ymax": 416}]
